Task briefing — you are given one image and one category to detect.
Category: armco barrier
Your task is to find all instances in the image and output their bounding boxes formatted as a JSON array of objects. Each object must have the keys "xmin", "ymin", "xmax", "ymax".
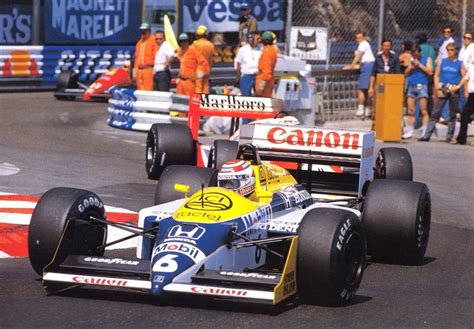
[{"xmin": 107, "ymin": 87, "xmax": 190, "ymax": 131}]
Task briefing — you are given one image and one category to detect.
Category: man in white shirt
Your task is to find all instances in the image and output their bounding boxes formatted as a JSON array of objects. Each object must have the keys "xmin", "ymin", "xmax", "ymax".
[
  {"xmin": 348, "ymin": 32, "xmax": 375, "ymax": 118},
  {"xmin": 437, "ymin": 26, "xmax": 455, "ymax": 64},
  {"xmin": 153, "ymin": 30, "xmax": 176, "ymax": 92},
  {"xmin": 453, "ymin": 65, "xmax": 474, "ymax": 145},
  {"xmin": 235, "ymin": 31, "xmax": 262, "ymax": 96},
  {"xmin": 459, "ymin": 32, "xmax": 474, "ymax": 69}
]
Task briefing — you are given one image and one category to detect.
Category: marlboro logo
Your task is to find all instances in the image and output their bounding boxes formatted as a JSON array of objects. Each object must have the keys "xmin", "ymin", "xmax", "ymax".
[{"xmin": 199, "ymin": 94, "xmax": 272, "ymax": 112}]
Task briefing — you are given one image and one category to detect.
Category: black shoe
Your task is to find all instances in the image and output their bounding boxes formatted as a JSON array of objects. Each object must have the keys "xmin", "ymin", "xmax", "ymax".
[{"xmin": 418, "ymin": 136, "xmax": 430, "ymax": 142}]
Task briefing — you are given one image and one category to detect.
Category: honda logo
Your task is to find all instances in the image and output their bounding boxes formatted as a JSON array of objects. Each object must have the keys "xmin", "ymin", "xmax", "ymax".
[{"xmin": 168, "ymin": 225, "xmax": 205, "ymax": 240}]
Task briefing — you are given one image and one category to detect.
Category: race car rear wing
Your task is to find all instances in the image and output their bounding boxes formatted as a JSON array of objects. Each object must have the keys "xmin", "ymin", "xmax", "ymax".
[
  {"xmin": 239, "ymin": 124, "xmax": 375, "ymax": 197},
  {"xmin": 187, "ymin": 94, "xmax": 283, "ymax": 140}
]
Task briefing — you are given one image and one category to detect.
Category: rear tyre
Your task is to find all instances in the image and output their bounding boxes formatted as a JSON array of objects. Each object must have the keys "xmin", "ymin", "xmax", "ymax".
[
  {"xmin": 375, "ymin": 147, "xmax": 413, "ymax": 181},
  {"xmin": 208, "ymin": 140, "xmax": 239, "ymax": 169},
  {"xmin": 28, "ymin": 188, "xmax": 107, "ymax": 276},
  {"xmin": 154, "ymin": 165, "xmax": 218, "ymax": 205},
  {"xmin": 54, "ymin": 70, "xmax": 78, "ymax": 100},
  {"xmin": 297, "ymin": 208, "xmax": 366, "ymax": 305},
  {"xmin": 362, "ymin": 179, "xmax": 431, "ymax": 264},
  {"xmin": 146, "ymin": 124, "xmax": 196, "ymax": 180}
]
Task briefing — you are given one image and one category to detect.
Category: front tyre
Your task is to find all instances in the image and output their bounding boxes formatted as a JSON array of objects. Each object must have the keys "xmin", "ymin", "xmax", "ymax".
[
  {"xmin": 297, "ymin": 208, "xmax": 366, "ymax": 305},
  {"xmin": 28, "ymin": 188, "xmax": 107, "ymax": 276}
]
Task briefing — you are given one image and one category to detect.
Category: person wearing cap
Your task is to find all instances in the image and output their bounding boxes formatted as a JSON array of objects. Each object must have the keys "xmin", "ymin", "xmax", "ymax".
[
  {"xmin": 153, "ymin": 30, "xmax": 176, "ymax": 92},
  {"xmin": 239, "ymin": 2, "xmax": 258, "ymax": 47},
  {"xmin": 134, "ymin": 22, "xmax": 158, "ymax": 90},
  {"xmin": 176, "ymin": 33, "xmax": 209, "ymax": 96},
  {"xmin": 193, "ymin": 25, "xmax": 214, "ymax": 93},
  {"xmin": 235, "ymin": 30, "xmax": 262, "ymax": 96},
  {"xmin": 255, "ymin": 31, "xmax": 278, "ymax": 97}
]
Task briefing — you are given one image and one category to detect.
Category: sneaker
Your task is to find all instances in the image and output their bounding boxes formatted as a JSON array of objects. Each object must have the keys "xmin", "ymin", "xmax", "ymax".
[
  {"xmin": 439, "ymin": 118, "xmax": 448, "ymax": 125},
  {"xmin": 356, "ymin": 107, "xmax": 364, "ymax": 117},
  {"xmin": 365, "ymin": 107, "xmax": 372, "ymax": 119},
  {"xmin": 418, "ymin": 136, "xmax": 430, "ymax": 142},
  {"xmin": 402, "ymin": 129, "xmax": 414, "ymax": 139}
]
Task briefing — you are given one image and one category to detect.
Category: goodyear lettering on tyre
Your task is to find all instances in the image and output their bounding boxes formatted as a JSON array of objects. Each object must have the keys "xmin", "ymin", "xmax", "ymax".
[{"xmin": 77, "ymin": 196, "xmax": 103, "ymax": 213}]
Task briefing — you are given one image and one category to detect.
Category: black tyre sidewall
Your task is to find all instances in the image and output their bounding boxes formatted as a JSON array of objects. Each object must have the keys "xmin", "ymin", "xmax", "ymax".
[
  {"xmin": 209, "ymin": 139, "xmax": 239, "ymax": 169},
  {"xmin": 28, "ymin": 188, "xmax": 106, "ymax": 276},
  {"xmin": 363, "ymin": 179, "xmax": 431, "ymax": 264},
  {"xmin": 146, "ymin": 124, "xmax": 196, "ymax": 180},
  {"xmin": 297, "ymin": 208, "xmax": 366, "ymax": 305},
  {"xmin": 375, "ymin": 147, "xmax": 413, "ymax": 181},
  {"xmin": 154, "ymin": 165, "xmax": 218, "ymax": 205}
]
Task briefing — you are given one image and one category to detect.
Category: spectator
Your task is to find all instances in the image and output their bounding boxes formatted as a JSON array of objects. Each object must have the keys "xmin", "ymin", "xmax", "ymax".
[
  {"xmin": 239, "ymin": 2, "xmax": 258, "ymax": 46},
  {"xmin": 176, "ymin": 33, "xmax": 209, "ymax": 97},
  {"xmin": 458, "ymin": 32, "xmax": 474, "ymax": 109},
  {"xmin": 402, "ymin": 44, "xmax": 433, "ymax": 139},
  {"xmin": 348, "ymin": 32, "xmax": 375, "ymax": 119},
  {"xmin": 255, "ymin": 31, "xmax": 278, "ymax": 97},
  {"xmin": 134, "ymin": 22, "xmax": 158, "ymax": 91},
  {"xmin": 235, "ymin": 31, "xmax": 262, "ymax": 96},
  {"xmin": 436, "ymin": 25, "xmax": 455, "ymax": 64},
  {"xmin": 399, "ymin": 40, "xmax": 413, "ymax": 73},
  {"xmin": 416, "ymin": 33, "xmax": 437, "ymax": 115},
  {"xmin": 153, "ymin": 30, "xmax": 176, "ymax": 92},
  {"xmin": 452, "ymin": 62, "xmax": 474, "ymax": 145},
  {"xmin": 193, "ymin": 25, "xmax": 214, "ymax": 94},
  {"xmin": 419, "ymin": 43, "xmax": 465, "ymax": 142},
  {"xmin": 368, "ymin": 38, "xmax": 401, "ymax": 98}
]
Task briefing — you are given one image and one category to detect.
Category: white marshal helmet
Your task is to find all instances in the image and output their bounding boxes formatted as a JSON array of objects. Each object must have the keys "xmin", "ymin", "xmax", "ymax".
[{"xmin": 217, "ymin": 160, "xmax": 256, "ymax": 197}]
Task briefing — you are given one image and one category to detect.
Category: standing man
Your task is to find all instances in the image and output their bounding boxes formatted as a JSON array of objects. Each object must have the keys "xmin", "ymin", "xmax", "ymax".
[
  {"xmin": 235, "ymin": 31, "xmax": 262, "ymax": 96},
  {"xmin": 255, "ymin": 31, "xmax": 278, "ymax": 97},
  {"xmin": 403, "ymin": 44, "xmax": 433, "ymax": 139},
  {"xmin": 459, "ymin": 32, "xmax": 473, "ymax": 68},
  {"xmin": 416, "ymin": 33, "xmax": 437, "ymax": 116},
  {"xmin": 436, "ymin": 26, "xmax": 455, "ymax": 64},
  {"xmin": 134, "ymin": 22, "xmax": 158, "ymax": 91},
  {"xmin": 368, "ymin": 38, "xmax": 401, "ymax": 98},
  {"xmin": 153, "ymin": 30, "xmax": 176, "ymax": 92},
  {"xmin": 239, "ymin": 2, "xmax": 258, "ymax": 46},
  {"xmin": 176, "ymin": 33, "xmax": 209, "ymax": 97},
  {"xmin": 453, "ymin": 61, "xmax": 474, "ymax": 145},
  {"xmin": 349, "ymin": 32, "xmax": 375, "ymax": 119},
  {"xmin": 419, "ymin": 43, "xmax": 465, "ymax": 142},
  {"xmin": 193, "ymin": 25, "xmax": 214, "ymax": 94}
]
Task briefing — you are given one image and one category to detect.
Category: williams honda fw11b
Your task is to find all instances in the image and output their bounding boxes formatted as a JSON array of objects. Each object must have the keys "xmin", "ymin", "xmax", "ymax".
[{"xmin": 28, "ymin": 122, "xmax": 431, "ymax": 306}]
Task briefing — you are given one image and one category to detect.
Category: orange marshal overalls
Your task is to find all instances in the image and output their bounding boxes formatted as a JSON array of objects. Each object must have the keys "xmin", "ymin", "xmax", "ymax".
[
  {"xmin": 193, "ymin": 38, "xmax": 215, "ymax": 93},
  {"xmin": 176, "ymin": 45, "xmax": 209, "ymax": 96},
  {"xmin": 134, "ymin": 36, "xmax": 158, "ymax": 90},
  {"xmin": 256, "ymin": 44, "xmax": 278, "ymax": 97}
]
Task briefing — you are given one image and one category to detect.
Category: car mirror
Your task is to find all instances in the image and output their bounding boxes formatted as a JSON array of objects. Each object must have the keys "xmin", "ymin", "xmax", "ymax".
[{"xmin": 174, "ymin": 184, "xmax": 191, "ymax": 198}]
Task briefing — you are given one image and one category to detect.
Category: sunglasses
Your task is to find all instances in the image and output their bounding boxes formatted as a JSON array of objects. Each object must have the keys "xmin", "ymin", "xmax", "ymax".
[{"xmin": 464, "ymin": 36, "xmax": 472, "ymax": 40}]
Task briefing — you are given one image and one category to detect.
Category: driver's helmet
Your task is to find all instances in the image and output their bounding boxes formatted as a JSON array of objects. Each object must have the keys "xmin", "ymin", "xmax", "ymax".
[{"xmin": 217, "ymin": 160, "xmax": 255, "ymax": 197}]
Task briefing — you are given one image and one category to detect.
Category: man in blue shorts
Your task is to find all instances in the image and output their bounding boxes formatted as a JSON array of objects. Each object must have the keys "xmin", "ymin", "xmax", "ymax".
[
  {"xmin": 403, "ymin": 44, "xmax": 434, "ymax": 139},
  {"xmin": 349, "ymin": 32, "xmax": 375, "ymax": 119}
]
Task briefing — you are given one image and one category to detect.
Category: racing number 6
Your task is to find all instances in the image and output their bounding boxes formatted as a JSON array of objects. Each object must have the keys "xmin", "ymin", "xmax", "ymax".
[{"xmin": 152, "ymin": 254, "xmax": 179, "ymax": 273}]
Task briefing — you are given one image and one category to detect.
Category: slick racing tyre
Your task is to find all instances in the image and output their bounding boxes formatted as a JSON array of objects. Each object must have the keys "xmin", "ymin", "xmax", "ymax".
[
  {"xmin": 154, "ymin": 165, "xmax": 218, "ymax": 205},
  {"xmin": 207, "ymin": 140, "xmax": 239, "ymax": 169},
  {"xmin": 362, "ymin": 179, "xmax": 431, "ymax": 265},
  {"xmin": 375, "ymin": 147, "xmax": 413, "ymax": 181},
  {"xmin": 297, "ymin": 208, "xmax": 366, "ymax": 306},
  {"xmin": 28, "ymin": 188, "xmax": 107, "ymax": 276},
  {"xmin": 54, "ymin": 70, "xmax": 78, "ymax": 100},
  {"xmin": 146, "ymin": 123, "xmax": 196, "ymax": 180}
]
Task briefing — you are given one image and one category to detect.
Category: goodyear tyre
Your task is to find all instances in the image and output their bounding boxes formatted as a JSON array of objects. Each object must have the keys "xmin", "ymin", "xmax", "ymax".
[
  {"xmin": 363, "ymin": 179, "xmax": 431, "ymax": 264},
  {"xmin": 154, "ymin": 165, "xmax": 218, "ymax": 205},
  {"xmin": 297, "ymin": 208, "xmax": 366, "ymax": 306},
  {"xmin": 28, "ymin": 188, "xmax": 107, "ymax": 276},
  {"xmin": 146, "ymin": 124, "xmax": 196, "ymax": 180},
  {"xmin": 375, "ymin": 147, "xmax": 413, "ymax": 181},
  {"xmin": 208, "ymin": 139, "xmax": 239, "ymax": 169}
]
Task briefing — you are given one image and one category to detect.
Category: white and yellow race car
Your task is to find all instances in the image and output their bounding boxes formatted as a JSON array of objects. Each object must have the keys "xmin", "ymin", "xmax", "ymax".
[{"xmin": 28, "ymin": 120, "xmax": 431, "ymax": 306}]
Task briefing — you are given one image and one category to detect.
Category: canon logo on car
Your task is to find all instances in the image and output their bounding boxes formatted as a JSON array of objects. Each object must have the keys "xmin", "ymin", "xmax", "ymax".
[
  {"xmin": 72, "ymin": 276, "xmax": 128, "ymax": 287},
  {"xmin": 267, "ymin": 127, "xmax": 361, "ymax": 150},
  {"xmin": 190, "ymin": 286, "xmax": 248, "ymax": 297},
  {"xmin": 200, "ymin": 94, "xmax": 270, "ymax": 112}
]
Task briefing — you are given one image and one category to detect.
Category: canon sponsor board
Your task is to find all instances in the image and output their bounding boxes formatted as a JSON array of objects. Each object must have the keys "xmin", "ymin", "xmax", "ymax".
[
  {"xmin": 180, "ymin": 0, "xmax": 284, "ymax": 33},
  {"xmin": 0, "ymin": 5, "xmax": 32, "ymax": 45},
  {"xmin": 44, "ymin": 0, "xmax": 141, "ymax": 44}
]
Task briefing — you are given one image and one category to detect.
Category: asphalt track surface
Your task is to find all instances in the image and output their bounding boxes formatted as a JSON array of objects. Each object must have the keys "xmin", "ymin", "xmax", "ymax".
[{"xmin": 0, "ymin": 92, "xmax": 473, "ymax": 328}]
